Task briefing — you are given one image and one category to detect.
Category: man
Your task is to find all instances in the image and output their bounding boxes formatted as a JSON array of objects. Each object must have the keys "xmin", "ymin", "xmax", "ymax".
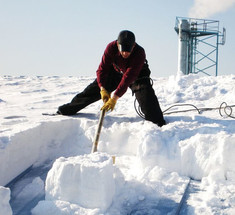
[{"xmin": 57, "ymin": 30, "xmax": 165, "ymax": 127}]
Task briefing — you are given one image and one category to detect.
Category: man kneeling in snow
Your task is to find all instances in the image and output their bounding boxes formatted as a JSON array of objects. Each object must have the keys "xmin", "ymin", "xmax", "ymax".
[{"xmin": 57, "ymin": 30, "xmax": 165, "ymax": 127}]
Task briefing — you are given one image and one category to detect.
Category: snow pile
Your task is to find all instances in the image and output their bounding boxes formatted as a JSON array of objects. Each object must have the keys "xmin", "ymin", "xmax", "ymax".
[
  {"xmin": 0, "ymin": 186, "xmax": 12, "ymax": 215},
  {"xmin": 45, "ymin": 152, "xmax": 115, "ymax": 212},
  {"xmin": 1, "ymin": 74, "xmax": 235, "ymax": 214}
]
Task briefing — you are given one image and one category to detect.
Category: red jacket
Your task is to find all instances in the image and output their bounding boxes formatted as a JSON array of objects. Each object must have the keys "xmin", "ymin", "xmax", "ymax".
[{"xmin": 96, "ymin": 40, "xmax": 146, "ymax": 97}]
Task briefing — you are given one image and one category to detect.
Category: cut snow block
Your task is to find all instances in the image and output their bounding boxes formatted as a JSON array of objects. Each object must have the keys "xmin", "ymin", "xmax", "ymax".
[
  {"xmin": 45, "ymin": 152, "xmax": 115, "ymax": 212},
  {"xmin": 0, "ymin": 186, "xmax": 13, "ymax": 215}
]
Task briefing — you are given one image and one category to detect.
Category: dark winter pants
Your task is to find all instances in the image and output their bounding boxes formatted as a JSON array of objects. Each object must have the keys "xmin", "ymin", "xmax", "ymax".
[{"xmin": 58, "ymin": 63, "xmax": 165, "ymax": 126}]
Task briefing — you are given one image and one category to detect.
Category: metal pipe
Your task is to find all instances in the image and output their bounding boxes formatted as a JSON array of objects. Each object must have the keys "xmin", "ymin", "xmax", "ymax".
[{"xmin": 178, "ymin": 19, "xmax": 190, "ymax": 75}]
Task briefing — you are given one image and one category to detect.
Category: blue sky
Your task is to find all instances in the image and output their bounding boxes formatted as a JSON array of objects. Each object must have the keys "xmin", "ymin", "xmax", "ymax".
[{"xmin": 1, "ymin": 0, "xmax": 235, "ymax": 78}]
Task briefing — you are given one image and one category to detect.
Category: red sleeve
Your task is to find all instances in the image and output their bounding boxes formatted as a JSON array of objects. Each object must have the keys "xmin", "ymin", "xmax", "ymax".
[
  {"xmin": 96, "ymin": 41, "xmax": 116, "ymax": 88},
  {"xmin": 114, "ymin": 48, "xmax": 146, "ymax": 97}
]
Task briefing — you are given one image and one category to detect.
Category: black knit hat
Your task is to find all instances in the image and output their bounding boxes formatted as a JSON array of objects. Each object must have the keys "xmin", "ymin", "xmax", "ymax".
[{"xmin": 117, "ymin": 30, "xmax": 135, "ymax": 52}]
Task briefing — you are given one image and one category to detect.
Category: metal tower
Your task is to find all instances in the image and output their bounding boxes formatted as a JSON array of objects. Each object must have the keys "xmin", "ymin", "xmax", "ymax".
[{"xmin": 175, "ymin": 17, "xmax": 226, "ymax": 76}]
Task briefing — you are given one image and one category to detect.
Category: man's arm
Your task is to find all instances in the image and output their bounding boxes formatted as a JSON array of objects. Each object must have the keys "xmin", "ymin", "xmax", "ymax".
[{"xmin": 96, "ymin": 41, "xmax": 116, "ymax": 89}]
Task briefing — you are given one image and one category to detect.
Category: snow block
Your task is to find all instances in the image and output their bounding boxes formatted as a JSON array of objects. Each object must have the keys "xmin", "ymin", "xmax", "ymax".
[
  {"xmin": 0, "ymin": 186, "xmax": 13, "ymax": 215},
  {"xmin": 45, "ymin": 152, "xmax": 115, "ymax": 212}
]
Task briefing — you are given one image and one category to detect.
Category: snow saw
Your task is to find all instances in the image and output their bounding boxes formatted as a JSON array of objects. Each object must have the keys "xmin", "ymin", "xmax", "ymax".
[
  {"xmin": 91, "ymin": 108, "xmax": 106, "ymax": 153},
  {"xmin": 91, "ymin": 104, "xmax": 116, "ymax": 164}
]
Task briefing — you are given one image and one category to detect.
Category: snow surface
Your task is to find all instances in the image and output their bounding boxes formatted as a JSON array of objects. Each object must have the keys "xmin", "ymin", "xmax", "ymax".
[
  {"xmin": 0, "ymin": 73, "xmax": 235, "ymax": 215},
  {"xmin": 0, "ymin": 186, "xmax": 12, "ymax": 215}
]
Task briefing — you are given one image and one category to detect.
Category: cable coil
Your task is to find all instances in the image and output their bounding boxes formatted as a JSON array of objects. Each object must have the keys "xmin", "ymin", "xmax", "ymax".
[
  {"xmin": 134, "ymin": 101, "xmax": 235, "ymax": 120},
  {"xmin": 219, "ymin": 102, "xmax": 235, "ymax": 119}
]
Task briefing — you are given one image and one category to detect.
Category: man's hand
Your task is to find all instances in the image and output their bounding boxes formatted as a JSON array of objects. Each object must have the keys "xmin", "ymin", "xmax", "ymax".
[
  {"xmin": 101, "ymin": 98, "xmax": 117, "ymax": 111},
  {"xmin": 100, "ymin": 88, "xmax": 110, "ymax": 103}
]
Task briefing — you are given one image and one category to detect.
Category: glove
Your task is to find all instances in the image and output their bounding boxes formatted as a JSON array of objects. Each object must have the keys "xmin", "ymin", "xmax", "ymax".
[
  {"xmin": 100, "ymin": 88, "xmax": 110, "ymax": 103},
  {"xmin": 101, "ymin": 98, "xmax": 117, "ymax": 111}
]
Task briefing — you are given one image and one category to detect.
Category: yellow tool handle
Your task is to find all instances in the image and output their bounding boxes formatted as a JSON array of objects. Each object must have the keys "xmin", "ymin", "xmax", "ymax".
[{"xmin": 91, "ymin": 109, "xmax": 106, "ymax": 153}]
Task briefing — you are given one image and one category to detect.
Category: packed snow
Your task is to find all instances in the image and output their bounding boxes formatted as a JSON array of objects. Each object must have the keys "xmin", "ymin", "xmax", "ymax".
[
  {"xmin": 0, "ymin": 73, "xmax": 235, "ymax": 215},
  {"xmin": 0, "ymin": 186, "xmax": 12, "ymax": 215}
]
